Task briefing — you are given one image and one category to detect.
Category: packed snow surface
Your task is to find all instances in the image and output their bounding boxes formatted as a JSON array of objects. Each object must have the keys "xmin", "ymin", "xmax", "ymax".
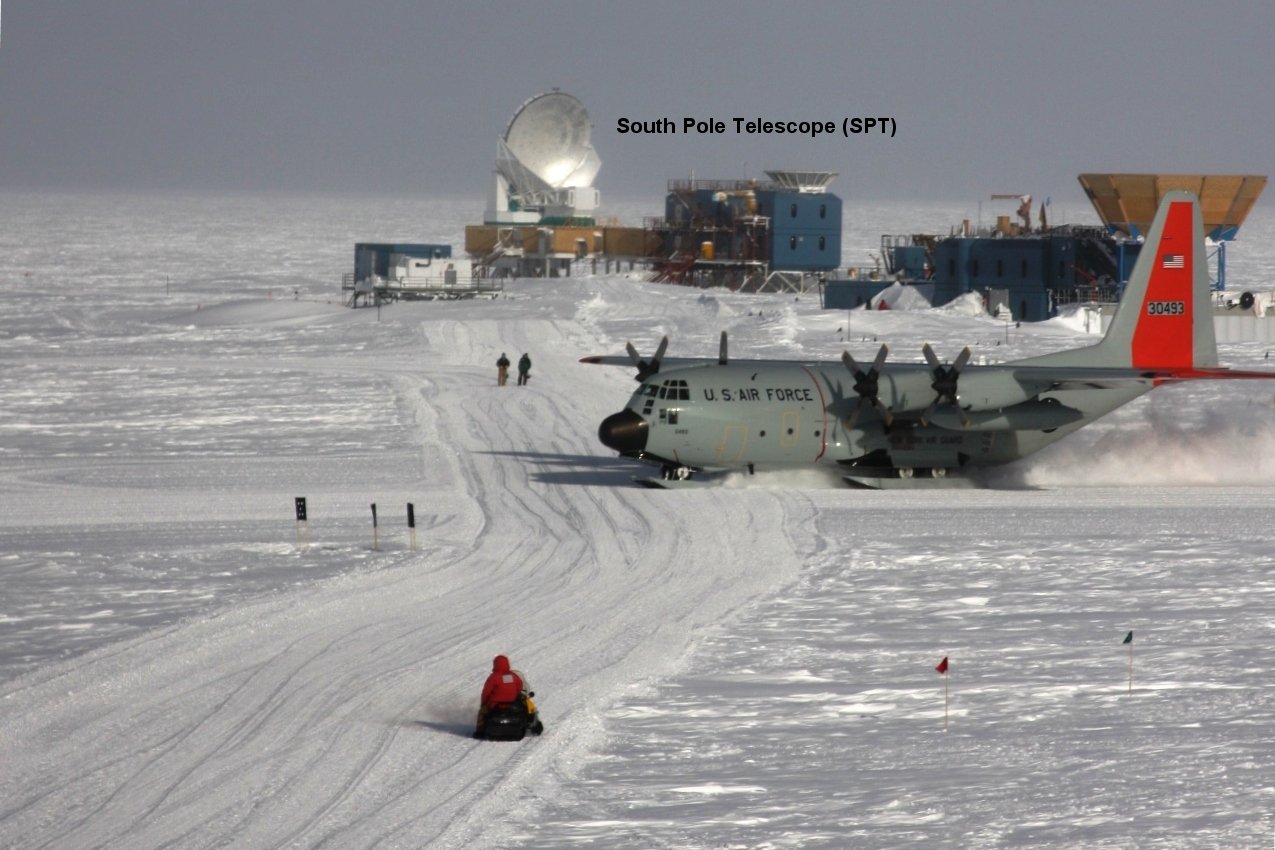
[{"xmin": 1, "ymin": 192, "xmax": 1274, "ymax": 848}]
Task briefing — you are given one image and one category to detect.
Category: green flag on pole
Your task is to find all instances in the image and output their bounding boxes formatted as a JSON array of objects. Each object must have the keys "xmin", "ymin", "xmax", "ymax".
[{"xmin": 1123, "ymin": 631, "xmax": 1133, "ymax": 644}]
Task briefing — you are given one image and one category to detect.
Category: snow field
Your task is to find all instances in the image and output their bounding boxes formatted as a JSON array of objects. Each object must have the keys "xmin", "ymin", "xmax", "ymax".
[{"xmin": 1, "ymin": 192, "xmax": 1273, "ymax": 848}]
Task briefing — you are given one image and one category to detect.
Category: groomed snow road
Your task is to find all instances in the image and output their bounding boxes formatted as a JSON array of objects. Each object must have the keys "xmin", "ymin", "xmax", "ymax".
[{"xmin": 0, "ymin": 286, "xmax": 810, "ymax": 849}]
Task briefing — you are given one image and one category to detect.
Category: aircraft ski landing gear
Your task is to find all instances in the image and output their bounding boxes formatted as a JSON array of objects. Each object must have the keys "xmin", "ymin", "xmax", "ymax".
[
  {"xmin": 897, "ymin": 467, "xmax": 948, "ymax": 480},
  {"xmin": 637, "ymin": 467, "xmax": 709, "ymax": 489},
  {"xmin": 841, "ymin": 465, "xmax": 967, "ymax": 489}
]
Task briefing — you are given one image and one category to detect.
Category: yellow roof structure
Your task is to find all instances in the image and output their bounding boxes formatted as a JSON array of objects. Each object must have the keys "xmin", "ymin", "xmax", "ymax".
[{"xmin": 1077, "ymin": 173, "xmax": 1267, "ymax": 240}]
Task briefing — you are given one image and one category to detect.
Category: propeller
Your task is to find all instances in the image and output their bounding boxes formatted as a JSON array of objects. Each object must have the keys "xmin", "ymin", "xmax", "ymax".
[
  {"xmin": 920, "ymin": 343, "xmax": 972, "ymax": 427},
  {"xmin": 626, "ymin": 335, "xmax": 669, "ymax": 382},
  {"xmin": 841, "ymin": 344, "xmax": 893, "ymax": 428}
]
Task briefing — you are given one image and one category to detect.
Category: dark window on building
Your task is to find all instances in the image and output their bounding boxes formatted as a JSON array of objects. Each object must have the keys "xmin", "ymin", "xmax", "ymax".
[
  {"xmin": 972, "ymin": 260, "xmax": 980, "ymax": 277},
  {"xmin": 789, "ymin": 236, "xmax": 798, "ymax": 250},
  {"xmin": 790, "ymin": 203, "xmax": 798, "ymax": 218},
  {"xmin": 949, "ymin": 259, "xmax": 956, "ymax": 277},
  {"xmin": 819, "ymin": 204, "xmax": 827, "ymax": 219},
  {"xmin": 996, "ymin": 259, "xmax": 1004, "ymax": 278},
  {"xmin": 1021, "ymin": 259, "xmax": 1028, "ymax": 278},
  {"xmin": 818, "ymin": 236, "xmax": 826, "ymax": 250}
]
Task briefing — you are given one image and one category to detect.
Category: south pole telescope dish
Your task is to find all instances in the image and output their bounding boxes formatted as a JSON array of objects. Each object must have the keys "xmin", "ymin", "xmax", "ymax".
[
  {"xmin": 486, "ymin": 89, "xmax": 601, "ymax": 225},
  {"xmin": 502, "ymin": 90, "xmax": 600, "ymax": 189}
]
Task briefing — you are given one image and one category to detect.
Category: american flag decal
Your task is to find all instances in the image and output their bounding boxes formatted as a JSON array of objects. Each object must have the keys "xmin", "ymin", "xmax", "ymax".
[{"xmin": 1162, "ymin": 254, "xmax": 1185, "ymax": 269}]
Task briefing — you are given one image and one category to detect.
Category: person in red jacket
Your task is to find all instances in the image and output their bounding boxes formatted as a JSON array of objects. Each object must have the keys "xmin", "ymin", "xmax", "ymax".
[
  {"xmin": 475, "ymin": 654, "xmax": 543, "ymax": 737},
  {"xmin": 481, "ymin": 654, "xmax": 523, "ymax": 708}
]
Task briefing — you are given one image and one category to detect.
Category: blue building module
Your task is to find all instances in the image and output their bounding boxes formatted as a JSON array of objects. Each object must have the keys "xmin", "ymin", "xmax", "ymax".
[
  {"xmin": 659, "ymin": 175, "xmax": 841, "ymax": 277},
  {"xmin": 757, "ymin": 191, "xmax": 841, "ymax": 271},
  {"xmin": 824, "ymin": 227, "xmax": 1139, "ymax": 321},
  {"xmin": 354, "ymin": 243, "xmax": 451, "ymax": 282}
]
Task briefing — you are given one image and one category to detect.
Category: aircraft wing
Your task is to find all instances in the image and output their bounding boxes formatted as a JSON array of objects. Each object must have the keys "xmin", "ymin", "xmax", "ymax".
[
  {"xmin": 1007, "ymin": 365, "xmax": 1163, "ymax": 390},
  {"xmin": 1164, "ymin": 366, "xmax": 1275, "ymax": 381},
  {"xmin": 579, "ymin": 354, "xmax": 721, "ymax": 368},
  {"xmin": 582, "ymin": 354, "xmax": 1275, "ymax": 389},
  {"xmin": 580, "ymin": 356, "xmax": 1169, "ymax": 388},
  {"xmin": 579, "ymin": 354, "xmax": 828, "ymax": 369},
  {"xmin": 1011, "ymin": 364, "xmax": 1275, "ymax": 389}
]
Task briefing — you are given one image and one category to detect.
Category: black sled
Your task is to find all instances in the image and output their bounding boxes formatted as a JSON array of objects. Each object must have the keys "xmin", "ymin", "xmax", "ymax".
[{"xmin": 474, "ymin": 695, "xmax": 545, "ymax": 742}]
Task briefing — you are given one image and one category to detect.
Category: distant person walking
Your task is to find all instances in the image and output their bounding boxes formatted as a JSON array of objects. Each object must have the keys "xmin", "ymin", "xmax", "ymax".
[
  {"xmin": 496, "ymin": 352, "xmax": 510, "ymax": 386},
  {"xmin": 517, "ymin": 353, "xmax": 532, "ymax": 386}
]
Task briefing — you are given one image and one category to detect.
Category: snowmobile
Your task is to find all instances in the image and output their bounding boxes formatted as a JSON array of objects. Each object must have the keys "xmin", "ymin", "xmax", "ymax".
[{"xmin": 474, "ymin": 692, "xmax": 545, "ymax": 741}]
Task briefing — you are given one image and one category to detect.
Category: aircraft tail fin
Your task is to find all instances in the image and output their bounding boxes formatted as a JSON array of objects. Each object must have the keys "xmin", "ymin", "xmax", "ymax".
[{"xmin": 1028, "ymin": 190, "xmax": 1217, "ymax": 370}]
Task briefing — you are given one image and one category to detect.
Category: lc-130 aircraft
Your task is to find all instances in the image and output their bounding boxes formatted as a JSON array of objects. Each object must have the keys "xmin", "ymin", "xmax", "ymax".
[{"xmin": 583, "ymin": 191, "xmax": 1275, "ymax": 488}]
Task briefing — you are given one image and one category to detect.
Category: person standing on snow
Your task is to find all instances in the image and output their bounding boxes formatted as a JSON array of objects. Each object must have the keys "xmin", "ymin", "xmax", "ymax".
[
  {"xmin": 496, "ymin": 352, "xmax": 510, "ymax": 386},
  {"xmin": 516, "ymin": 353, "xmax": 532, "ymax": 386},
  {"xmin": 475, "ymin": 654, "xmax": 543, "ymax": 737}
]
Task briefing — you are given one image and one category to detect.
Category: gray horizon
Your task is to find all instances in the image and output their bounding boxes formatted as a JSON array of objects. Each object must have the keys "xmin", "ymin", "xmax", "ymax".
[{"xmin": 1, "ymin": 1, "xmax": 1271, "ymax": 208}]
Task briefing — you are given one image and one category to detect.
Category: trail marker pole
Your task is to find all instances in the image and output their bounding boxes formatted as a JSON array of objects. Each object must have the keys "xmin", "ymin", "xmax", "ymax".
[
  {"xmin": 371, "ymin": 502, "xmax": 379, "ymax": 551},
  {"xmin": 1123, "ymin": 630, "xmax": 1134, "ymax": 695},
  {"xmin": 294, "ymin": 497, "xmax": 309, "ymax": 551},
  {"xmin": 407, "ymin": 502, "xmax": 417, "ymax": 551},
  {"xmin": 935, "ymin": 656, "xmax": 949, "ymax": 731}
]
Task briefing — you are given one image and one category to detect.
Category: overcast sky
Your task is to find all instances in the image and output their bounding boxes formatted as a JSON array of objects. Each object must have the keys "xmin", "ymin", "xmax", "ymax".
[{"xmin": 1, "ymin": 1, "xmax": 1272, "ymax": 204}]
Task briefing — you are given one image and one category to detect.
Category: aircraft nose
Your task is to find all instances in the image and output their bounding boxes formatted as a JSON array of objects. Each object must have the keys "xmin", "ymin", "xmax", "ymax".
[{"xmin": 598, "ymin": 409, "xmax": 648, "ymax": 455}]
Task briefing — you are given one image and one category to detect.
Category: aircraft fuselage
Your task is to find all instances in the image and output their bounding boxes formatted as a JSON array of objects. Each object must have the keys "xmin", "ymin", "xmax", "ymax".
[
  {"xmin": 598, "ymin": 361, "xmax": 1149, "ymax": 476},
  {"xmin": 590, "ymin": 192, "xmax": 1275, "ymax": 486}
]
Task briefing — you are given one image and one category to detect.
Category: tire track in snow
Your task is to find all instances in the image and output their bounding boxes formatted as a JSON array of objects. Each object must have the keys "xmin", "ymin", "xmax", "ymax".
[{"xmin": 0, "ymin": 294, "xmax": 810, "ymax": 849}]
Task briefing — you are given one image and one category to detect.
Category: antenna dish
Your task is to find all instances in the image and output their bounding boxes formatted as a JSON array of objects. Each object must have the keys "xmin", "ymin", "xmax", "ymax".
[
  {"xmin": 503, "ymin": 91, "xmax": 600, "ymax": 189},
  {"xmin": 487, "ymin": 90, "xmax": 601, "ymax": 225}
]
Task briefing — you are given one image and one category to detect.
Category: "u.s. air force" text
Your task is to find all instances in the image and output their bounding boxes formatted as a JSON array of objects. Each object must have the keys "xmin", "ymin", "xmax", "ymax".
[{"xmin": 704, "ymin": 387, "xmax": 815, "ymax": 402}]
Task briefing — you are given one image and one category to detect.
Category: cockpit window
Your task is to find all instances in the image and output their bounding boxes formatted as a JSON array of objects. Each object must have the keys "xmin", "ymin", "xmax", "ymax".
[
  {"xmin": 643, "ymin": 384, "xmax": 659, "ymax": 398},
  {"xmin": 658, "ymin": 379, "xmax": 690, "ymax": 401}
]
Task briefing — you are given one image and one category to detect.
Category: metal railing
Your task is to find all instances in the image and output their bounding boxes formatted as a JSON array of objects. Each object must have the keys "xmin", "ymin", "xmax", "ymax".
[{"xmin": 342, "ymin": 274, "xmax": 503, "ymax": 304}]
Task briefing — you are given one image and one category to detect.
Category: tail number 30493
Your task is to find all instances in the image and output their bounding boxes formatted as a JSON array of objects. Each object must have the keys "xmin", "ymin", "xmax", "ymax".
[{"xmin": 1147, "ymin": 300, "xmax": 1186, "ymax": 316}]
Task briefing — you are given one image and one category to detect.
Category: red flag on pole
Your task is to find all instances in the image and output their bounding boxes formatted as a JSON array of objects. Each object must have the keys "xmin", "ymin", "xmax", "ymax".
[{"xmin": 936, "ymin": 655, "xmax": 950, "ymax": 730}]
